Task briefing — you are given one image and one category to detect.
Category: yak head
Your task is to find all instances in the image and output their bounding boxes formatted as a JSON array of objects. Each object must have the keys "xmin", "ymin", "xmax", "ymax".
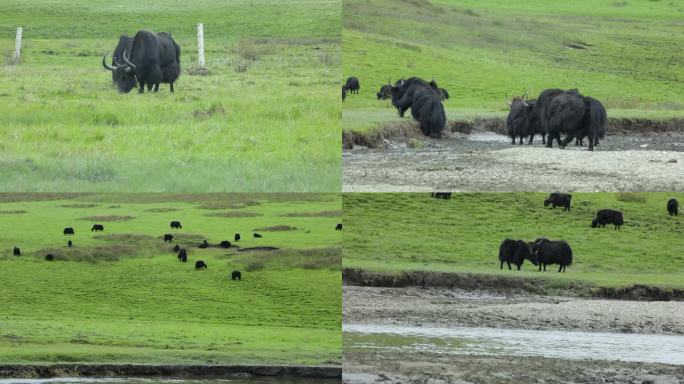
[
  {"xmin": 518, "ymin": 240, "xmax": 538, "ymax": 266},
  {"xmin": 506, "ymin": 91, "xmax": 531, "ymax": 110},
  {"xmin": 591, "ymin": 219, "xmax": 599, "ymax": 228},
  {"xmin": 543, "ymin": 198, "xmax": 550, "ymax": 207},
  {"xmin": 102, "ymin": 50, "xmax": 137, "ymax": 93}
]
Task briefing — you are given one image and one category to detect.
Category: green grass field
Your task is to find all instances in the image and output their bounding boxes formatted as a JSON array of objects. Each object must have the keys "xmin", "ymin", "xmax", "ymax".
[
  {"xmin": 0, "ymin": 0, "xmax": 340, "ymax": 192},
  {"xmin": 342, "ymin": 0, "xmax": 684, "ymax": 133},
  {"xmin": 342, "ymin": 192, "xmax": 684, "ymax": 289},
  {"xmin": 0, "ymin": 193, "xmax": 341, "ymax": 365}
]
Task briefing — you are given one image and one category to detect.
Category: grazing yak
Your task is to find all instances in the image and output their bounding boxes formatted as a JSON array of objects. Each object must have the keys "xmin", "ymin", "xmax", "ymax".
[
  {"xmin": 498, "ymin": 239, "xmax": 538, "ymax": 270},
  {"xmin": 531, "ymin": 238, "xmax": 573, "ymax": 272},
  {"xmin": 544, "ymin": 193, "xmax": 572, "ymax": 211},
  {"xmin": 45, "ymin": 254, "xmax": 54, "ymax": 261},
  {"xmin": 170, "ymin": 221, "xmax": 182, "ymax": 229},
  {"xmin": 13, "ymin": 247, "xmax": 20, "ymax": 256},
  {"xmin": 198, "ymin": 240, "xmax": 209, "ymax": 249},
  {"xmin": 376, "ymin": 82, "xmax": 392, "ymax": 100},
  {"xmin": 231, "ymin": 270, "xmax": 242, "ymax": 281},
  {"xmin": 506, "ymin": 94, "xmax": 545, "ymax": 145},
  {"xmin": 391, "ymin": 77, "xmax": 446, "ymax": 138},
  {"xmin": 91, "ymin": 224, "xmax": 104, "ymax": 232},
  {"xmin": 253, "ymin": 233, "xmax": 263, "ymax": 238},
  {"xmin": 164, "ymin": 234, "xmax": 174, "ymax": 242},
  {"xmin": 343, "ymin": 77, "xmax": 360, "ymax": 94},
  {"xmin": 431, "ymin": 192, "xmax": 452, "ymax": 199},
  {"xmin": 220, "ymin": 240, "xmax": 232, "ymax": 248},
  {"xmin": 177, "ymin": 248, "xmax": 187, "ymax": 262},
  {"xmin": 173, "ymin": 244, "xmax": 180, "ymax": 252},
  {"xmin": 68, "ymin": 240, "xmax": 73, "ymax": 247},
  {"xmin": 108, "ymin": 35, "xmax": 133, "ymax": 84},
  {"xmin": 335, "ymin": 223, "xmax": 343, "ymax": 231},
  {"xmin": 667, "ymin": 198, "xmax": 678, "ymax": 216},
  {"xmin": 195, "ymin": 260, "xmax": 207, "ymax": 270},
  {"xmin": 103, "ymin": 30, "xmax": 181, "ymax": 93},
  {"xmin": 63, "ymin": 227, "xmax": 75, "ymax": 235},
  {"xmin": 592, "ymin": 209, "xmax": 624, "ymax": 230},
  {"xmin": 234, "ymin": 233, "xmax": 241, "ymax": 242},
  {"xmin": 534, "ymin": 88, "xmax": 607, "ymax": 151}
]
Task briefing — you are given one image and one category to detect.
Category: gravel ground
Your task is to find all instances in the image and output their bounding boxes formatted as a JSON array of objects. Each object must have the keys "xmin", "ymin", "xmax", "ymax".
[
  {"xmin": 343, "ymin": 132, "xmax": 684, "ymax": 192},
  {"xmin": 343, "ymin": 352, "xmax": 684, "ymax": 384},
  {"xmin": 343, "ymin": 286, "xmax": 684, "ymax": 334}
]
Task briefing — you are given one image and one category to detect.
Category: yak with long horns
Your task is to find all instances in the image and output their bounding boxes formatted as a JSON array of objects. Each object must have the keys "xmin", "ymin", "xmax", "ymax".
[{"xmin": 103, "ymin": 30, "xmax": 180, "ymax": 93}]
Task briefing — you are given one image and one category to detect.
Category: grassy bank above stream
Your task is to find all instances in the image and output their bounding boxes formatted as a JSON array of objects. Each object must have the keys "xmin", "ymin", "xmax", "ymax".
[
  {"xmin": 342, "ymin": 193, "xmax": 684, "ymax": 294},
  {"xmin": 342, "ymin": 0, "xmax": 684, "ymax": 142},
  {"xmin": 0, "ymin": 193, "xmax": 342, "ymax": 365}
]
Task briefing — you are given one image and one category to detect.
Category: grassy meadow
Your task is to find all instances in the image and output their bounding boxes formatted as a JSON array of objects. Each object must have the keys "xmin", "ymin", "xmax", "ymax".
[
  {"xmin": 342, "ymin": 0, "xmax": 684, "ymax": 133},
  {"xmin": 0, "ymin": 0, "xmax": 340, "ymax": 192},
  {"xmin": 342, "ymin": 192, "xmax": 684, "ymax": 289},
  {"xmin": 0, "ymin": 193, "xmax": 341, "ymax": 365}
]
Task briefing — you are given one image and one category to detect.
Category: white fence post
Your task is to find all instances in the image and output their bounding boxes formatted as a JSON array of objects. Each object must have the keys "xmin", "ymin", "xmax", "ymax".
[
  {"xmin": 197, "ymin": 23, "xmax": 205, "ymax": 67},
  {"xmin": 14, "ymin": 27, "xmax": 22, "ymax": 64}
]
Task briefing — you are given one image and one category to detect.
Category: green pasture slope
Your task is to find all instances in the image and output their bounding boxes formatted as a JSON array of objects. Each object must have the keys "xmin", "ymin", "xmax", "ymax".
[
  {"xmin": 0, "ymin": 193, "xmax": 341, "ymax": 365},
  {"xmin": 343, "ymin": 192, "xmax": 684, "ymax": 290},
  {"xmin": 0, "ymin": 0, "xmax": 340, "ymax": 192},
  {"xmin": 342, "ymin": 0, "xmax": 684, "ymax": 133}
]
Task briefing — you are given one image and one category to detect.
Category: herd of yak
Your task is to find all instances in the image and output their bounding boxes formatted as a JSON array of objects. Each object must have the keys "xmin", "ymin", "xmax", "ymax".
[
  {"xmin": 343, "ymin": 76, "xmax": 607, "ymax": 151},
  {"xmin": 102, "ymin": 30, "xmax": 181, "ymax": 94},
  {"xmin": 430, "ymin": 192, "xmax": 679, "ymax": 273}
]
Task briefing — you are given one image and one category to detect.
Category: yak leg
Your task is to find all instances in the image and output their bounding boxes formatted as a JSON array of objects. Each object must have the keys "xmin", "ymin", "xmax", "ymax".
[
  {"xmin": 558, "ymin": 265, "xmax": 563, "ymax": 273},
  {"xmin": 561, "ymin": 133, "xmax": 575, "ymax": 148},
  {"xmin": 138, "ymin": 82, "xmax": 145, "ymax": 93},
  {"xmin": 500, "ymin": 260, "xmax": 504, "ymax": 270},
  {"xmin": 518, "ymin": 136, "xmax": 523, "ymax": 145},
  {"xmin": 541, "ymin": 134, "xmax": 546, "ymax": 145},
  {"xmin": 587, "ymin": 131, "xmax": 595, "ymax": 151},
  {"xmin": 146, "ymin": 83, "xmax": 153, "ymax": 92},
  {"xmin": 154, "ymin": 83, "xmax": 160, "ymax": 92},
  {"xmin": 507, "ymin": 261, "xmax": 511, "ymax": 270},
  {"xmin": 516, "ymin": 264, "xmax": 521, "ymax": 271},
  {"xmin": 170, "ymin": 82, "xmax": 174, "ymax": 93}
]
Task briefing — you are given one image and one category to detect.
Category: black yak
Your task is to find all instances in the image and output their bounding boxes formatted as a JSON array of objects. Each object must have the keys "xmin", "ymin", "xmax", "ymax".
[
  {"xmin": 376, "ymin": 82, "xmax": 392, "ymax": 100},
  {"xmin": 103, "ymin": 30, "xmax": 181, "ymax": 93},
  {"xmin": 234, "ymin": 233, "xmax": 241, "ymax": 242},
  {"xmin": 575, "ymin": 97, "xmax": 607, "ymax": 147},
  {"xmin": 535, "ymin": 88, "xmax": 606, "ymax": 151},
  {"xmin": 173, "ymin": 244, "xmax": 180, "ymax": 252},
  {"xmin": 68, "ymin": 240, "xmax": 72, "ymax": 247},
  {"xmin": 544, "ymin": 193, "xmax": 572, "ymax": 211},
  {"xmin": 170, "ymin": 221, "xmax": 182, "ymax": 229},
  {"xmin": 63, "ymin": 227, "xmax": 75, "ymax": 235},
  {"xmin": 91, "ymin": 224, "xmax": 104, "ymax": 232},
  {"xmin": 335, "ymin": 223, "xmax": 343, "ymax": 231},
  {"xmin": 499, "ymin": 239, "xmax": 538, "ymax": 270},
  {"xmin": 231, "ymin": 270, "xmax": 242, "ymax": 281},
  {"xmin": 253, "ymin": 233, "xmax": 262, "ymax": 238},
  {"xmin": 592, "ymin": 209, "xmax": 624, "ymax": 230},
  {"xmin": 343, "ymin": 77, "xmax": 360, "ymax": 94},
  {"xmin": 164, "ymin": 234, "xmax": 174, "ymax": 242},
  {"xmin": 177, "ymin": 248, "xmax": 187, "ymax": 262},
  {"xmin": 391, "ymin": 77, "xmax": 446, "ymax": 138},
  {"xmin": 45, "ymin": 254, "xmax": 54, "ymax": 261},
  {"xmin": 195, "ymin": 260, "xmax": 207, "ymax": 270},
  {"xmin": 431, "ymin": 192, "xmax": 452, "ymax": 199},
  {"xmin": 198, "ymin": 240, "xmax": 209, "ymax": 249},
  {"xmin": 531, "ymin": 238, "xmax": 573, "ymax": 272},
  {"xmin": 107, "ymin": 35, "xmax": 133, "ymax": 85},
  {"xmin": 13, "ymin": 247, "xmax": 20, "ymax": 256},
  {"xmin": 667, "ymin": 198, "xmax": 679, "ymax": 216},
  {"xmin": 220, "ymin": 240, "xmax": 232, "ymax": 248},
  {"xmin": 506, "ymin": 94, "xmax": 544, "ymax": 145}
]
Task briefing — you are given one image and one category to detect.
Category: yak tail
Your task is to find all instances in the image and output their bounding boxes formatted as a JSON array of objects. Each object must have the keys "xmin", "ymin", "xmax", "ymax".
[{"xmin": 585, "ymin": 97, "xmax": 607, "ymax": 139}]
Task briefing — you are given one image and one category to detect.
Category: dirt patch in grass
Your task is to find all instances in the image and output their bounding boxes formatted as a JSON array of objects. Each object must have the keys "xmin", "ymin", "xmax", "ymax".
[
  {"xmin": 279, "ymin": 210, "xmax": 341, "ymax": 217},
  {"xmin": 237, "ymin": 246, "xmax": 280, "ymax": 252},
  {"xmin": 35, "ymin": 244, "xmax": 138, "ymax": 262},
  {"xmin": 617, "ymin": 192, "xmax": 647, "ymax": 203},
  {"xmin": 59, "ymin": 203, "xmax": 99, "ymax": 208},
  {"xmin": 203, "ymin": 211, "xmax": 263, "ymax": 218},
  {"xmin": 236, "ymin": 247, "xmax": 341, "ymax": 272},
  {"xmin": 253, "ymin": 225, "xmax": 298, "ymax": 231},
  {"xmin": 143, "ymin": 207, "xmax": 180, "ymax": 213},
  {"xmin": 78, "ymin": 215, "xmax": 135, "ymax": 222},
  {"xmin": 193, "ymin": 103, "xmax": 227, "ymax": 120},
  {"xmin": 93, "ymin": 233, "xmax": 157, "ymax": 242},
  {"xmin": 342, "ymin": 268, "xmax": 684, "ymax": 301},
  {"xmin": 0, "ymin": 210, "xmax": 27, "ymax": 214},
  {"xmin": 0, "ymin": 193, "xmax": 87, "ymax": 203},
  {"xmin": 186, "ymin": 67, "xmax": 212, "ymax": 76}
]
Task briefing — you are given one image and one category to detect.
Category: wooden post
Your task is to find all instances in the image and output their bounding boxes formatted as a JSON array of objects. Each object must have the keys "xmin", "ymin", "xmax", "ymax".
[
  {"xmin": 197, "ymin": 23, "xmax": 205, "ymax": 67},
  {"xmin": 13, "ymin": 27, "xmax": 22, "ymax": 64}
]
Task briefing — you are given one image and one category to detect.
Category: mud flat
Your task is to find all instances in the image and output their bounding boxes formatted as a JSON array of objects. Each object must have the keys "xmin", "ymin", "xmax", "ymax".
[
  {"xmin": 343, "ymin": 130, "xmax": 684, "ymax": 192},
  {"xmin": 343, "ymin": 286, "xmax": 684, "ymax": 335},
  {"xmin": 343, "ymin": 351, "xmax": 684, "ymax": 384}
]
